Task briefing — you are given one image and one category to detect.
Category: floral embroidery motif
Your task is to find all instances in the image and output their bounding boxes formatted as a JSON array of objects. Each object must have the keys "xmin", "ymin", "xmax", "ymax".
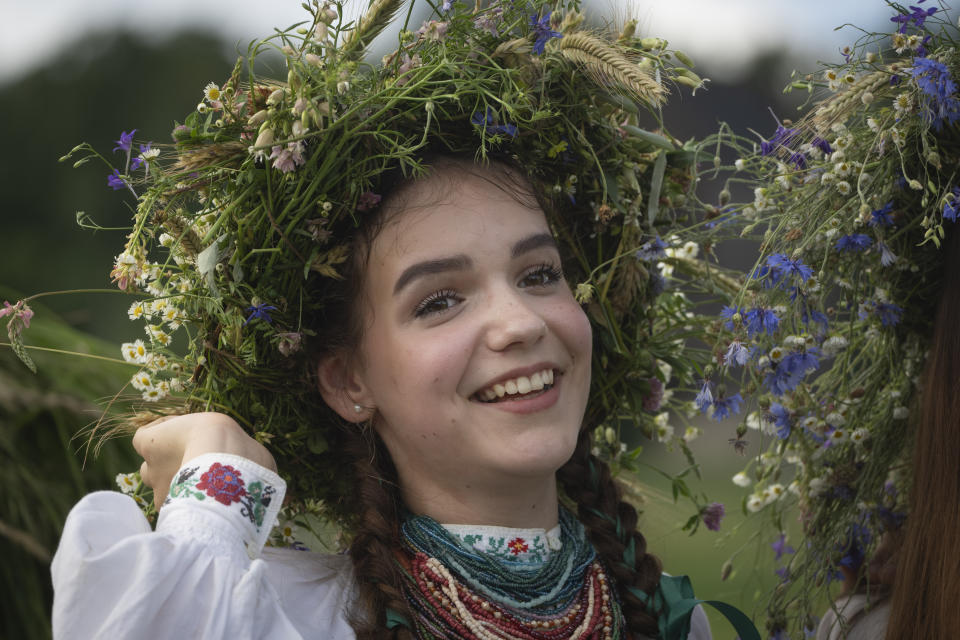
[
  {"xmin": 507, "ymin": 537, "xmax": 528, "ymax": 555},
  {"xmin": 164, "ymin": 461, "xmax": 277, "ymax": 529},
  {"xmin": 447, "ymin": 528, "xmax": 553, "ymax": 564},
  {"xmin": 196, "ymin": 462, "xmax": 247, "ymax": 505}
]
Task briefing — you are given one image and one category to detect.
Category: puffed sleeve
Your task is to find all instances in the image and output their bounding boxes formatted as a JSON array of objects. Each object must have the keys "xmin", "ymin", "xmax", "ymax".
[{"xmin": 51, "ymin": 453, "xmax": 305, "ymax": 640}]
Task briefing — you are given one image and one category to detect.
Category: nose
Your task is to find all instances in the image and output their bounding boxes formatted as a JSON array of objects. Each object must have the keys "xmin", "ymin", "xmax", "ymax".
[{"xmin": 483, "ymin": 285, "xmax": 547, "ymax": 352}]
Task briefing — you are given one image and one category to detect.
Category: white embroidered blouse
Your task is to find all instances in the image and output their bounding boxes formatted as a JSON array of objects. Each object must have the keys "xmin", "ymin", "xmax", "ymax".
[{"xmin": 52, "ymin": 453, "xmax": 712, "ymax": 639}]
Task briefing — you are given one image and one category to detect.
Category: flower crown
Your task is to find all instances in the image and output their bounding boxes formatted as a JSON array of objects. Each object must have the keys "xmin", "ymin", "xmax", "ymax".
[
  {"xmin": 47, "ymin": 0, "xmax": 742, "ymax": 529},
  {"xmin": 712, "ymin": 1, "xmax": 960, "ymax": 634}
]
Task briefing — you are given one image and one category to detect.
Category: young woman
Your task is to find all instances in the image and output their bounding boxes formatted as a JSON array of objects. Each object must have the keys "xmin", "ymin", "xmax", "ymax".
[{"xmin": 49, "ymin": 1, "xmax": 757, "ymax": 638}]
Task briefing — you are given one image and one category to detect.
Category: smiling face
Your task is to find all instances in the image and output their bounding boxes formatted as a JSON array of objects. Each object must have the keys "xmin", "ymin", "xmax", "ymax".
[{"xmin": 348, "ymin": 165, "xmax": 592, "ymax": 522}]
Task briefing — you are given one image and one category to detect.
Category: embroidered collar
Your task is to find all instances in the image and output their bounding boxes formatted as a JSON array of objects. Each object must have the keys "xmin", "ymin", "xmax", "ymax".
[{"xmin": 440, "ymin": 522, "xmax": 562, "ymax": 565}]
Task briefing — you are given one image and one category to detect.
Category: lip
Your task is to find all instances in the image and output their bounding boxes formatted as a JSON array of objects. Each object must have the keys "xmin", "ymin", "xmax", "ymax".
[{"xmin": 473, "ymin": 361, "xmax": 561, "ymax": 395}]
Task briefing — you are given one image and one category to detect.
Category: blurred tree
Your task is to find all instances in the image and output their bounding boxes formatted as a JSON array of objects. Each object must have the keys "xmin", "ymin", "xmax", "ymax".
[{"xmin": 0, "ymin": 30, "xmax": 236, "ymax": 341}]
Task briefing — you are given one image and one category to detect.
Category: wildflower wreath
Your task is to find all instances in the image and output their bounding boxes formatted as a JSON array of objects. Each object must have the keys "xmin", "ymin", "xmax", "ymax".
[
  {"xmin": 711, "ymin": 1, "xmax": 960, "ymax": 635},
  {"xmin": 39, "ymin": 0, "xmax": 742, "ymax": 530}
]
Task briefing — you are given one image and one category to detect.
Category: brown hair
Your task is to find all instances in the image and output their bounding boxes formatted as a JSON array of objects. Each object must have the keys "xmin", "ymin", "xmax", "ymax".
[
  {"xmin": 884, "ymin": 228, "xmax": 960, "ymax": 639},
  {"xmin": 319, "ymin": 156, "xmax": 662, "ymax": 637}
]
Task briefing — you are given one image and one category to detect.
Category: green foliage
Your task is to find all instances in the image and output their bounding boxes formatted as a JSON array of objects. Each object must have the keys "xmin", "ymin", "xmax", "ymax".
[{"xmin": 0, "ymin": 288, "xmax": 139, "ymax": 638}]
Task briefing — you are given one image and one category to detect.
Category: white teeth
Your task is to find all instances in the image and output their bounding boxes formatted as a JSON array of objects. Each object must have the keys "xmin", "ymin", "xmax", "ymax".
[
  {"xmin": 530, "ymin": 372, "xmax": 544, "ymax": 390},
  {"xmin": 516, "ymin": 376, "xmax": 532, "ymax": 394},
  {"xmin": 477, "ymin": 368, "xmax": 557, "ymax": 401}
]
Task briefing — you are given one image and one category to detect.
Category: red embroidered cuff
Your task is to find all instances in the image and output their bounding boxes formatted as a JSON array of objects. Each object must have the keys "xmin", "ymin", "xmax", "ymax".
[{"xmin": 157, "ymin": 453, "xmax": 286, "ymax": 559}]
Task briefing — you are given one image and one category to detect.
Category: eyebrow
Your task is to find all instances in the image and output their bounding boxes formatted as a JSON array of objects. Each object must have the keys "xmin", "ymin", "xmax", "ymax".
[
  {"xmin": 394, "ymin": 255, "xmax": 472, "ymax": 294},
  {"xmin": 392, "ymin": 232, "xmax": 560, "ymax": 294},
  {"xmin": 511, "ymin": 232, "xmax": 559, "ymax": 258}
]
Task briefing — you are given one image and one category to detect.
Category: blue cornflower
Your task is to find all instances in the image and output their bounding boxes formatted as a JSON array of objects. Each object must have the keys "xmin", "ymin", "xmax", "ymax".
[
  {"xmin": 810, "ymin": 136, "xmax": 833, "ymax": 155},
  {"xmin": 838, "ymin": 523, "xmax": 871, "ymax": 571},
  {"xmin": 767, "ymin": 403, "xmax": 792, "ymax": 439},
  {"xmin": 787, "ymin": 151, "xmax": 807, "ymax": 169},
  {"xmin": 877, "ymin": 241, "xmax": 898, "ymax": 267},
  {"xmin": 694, "ymin": 381, "xmax": 713, "ymax": 413},
  {"xmin": 835, "ymin": 234, "xmax": 872, "ymax": 252},
  {"xmin": 943, "ymin": 187, "xmax": 960, "ymax": 222},
  {"xmin": 876, "ymin": 302, "xmax": 904, "ymax": 327},
  {"xmin": 710, "ymin": 393, "xmax": 743, "ymax": 421},
  {"xmin": 758, "ymin": 253, "xmax": 814, "ymax": 290},
  {"xmin": 720, "ymin": 305, "xmax": 743, "ymax": 331},
  {"xmin": 869, "ymin": 202, "xmax": 895, "ymax": 227},
  {"xmin": 800, "ymin": 307, "xmax": 829, "ymax": 332},
  {"xmin": 744, "ymin": 307, "xmax": 780, "ymax": 337},
  {"xmin": 859, "ymin": 299, "xmax": 903, "ymax": 327},
  {"xmin": 244, "ymin": 303, "xmax": 278, "ymax": 326},
  {"xmin": 113, "ymin": 129, "xmax": 136, "ymax": 153},
  {"xmin": 760, "ymin": 124, "xmax": 798, "ymax": 156},
  {"xmin": 107, "ymin": 169, "xmax": 127, "ymax": 191},
  {"xmin": 771, "ymin": 533, "xmax": 795, "ymax": 561},
  {"xmin": 764, "ymin": 351, "xmax": 818, "ymax": 396},
  {"xmin": 724, "ymin": 340, "xmax": 750, "ymax": 367},
  {"xmin": 908, "ymin": 57, "xmax": 960, "ymax": 130},
  {"xmin": 635, "ymin": 235, "xmax": 668, "ymax": 261},
  {"xmin": 471, "ymin": 108, "xmax": 518, "ymax": 138},
  {"xmin": 529, "ymin": 13, "xmax": 562, "ymax": 55}
]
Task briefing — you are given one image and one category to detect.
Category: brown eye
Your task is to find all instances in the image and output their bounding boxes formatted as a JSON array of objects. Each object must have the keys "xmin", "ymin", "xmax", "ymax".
[
  {"xmin": 519, "ymin": 263, "xmax": 563, "ymax": 288},
  {"xmin": 414, "ymin": 289, "xmax": 463, "ymax": 318}
]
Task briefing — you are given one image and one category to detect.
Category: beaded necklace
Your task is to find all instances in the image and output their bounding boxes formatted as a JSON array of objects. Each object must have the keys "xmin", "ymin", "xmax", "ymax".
[{"xmin": 395, "ymin": 508, "xmax": 625, "ymax": 640}]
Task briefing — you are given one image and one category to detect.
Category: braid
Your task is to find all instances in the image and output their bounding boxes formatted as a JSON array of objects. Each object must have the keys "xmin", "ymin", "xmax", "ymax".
[
  {"xmin": 557, "ymin": 428, "xmax": 662, "ymax": 637},
  {"xmin": 342, "ymin": 424, "xmax": 414, "ymax": 640}
]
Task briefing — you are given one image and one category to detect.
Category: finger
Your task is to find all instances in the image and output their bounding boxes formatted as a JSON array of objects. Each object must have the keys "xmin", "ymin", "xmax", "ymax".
[{"xmin": 139, "ymin": 460, "xmax": 150, "ymax": 487}]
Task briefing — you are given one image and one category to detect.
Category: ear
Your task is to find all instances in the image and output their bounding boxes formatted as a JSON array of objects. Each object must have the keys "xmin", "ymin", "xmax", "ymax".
[{"xmin": 316, "ymin": 351, "xmax": 375, "ymax": 423}]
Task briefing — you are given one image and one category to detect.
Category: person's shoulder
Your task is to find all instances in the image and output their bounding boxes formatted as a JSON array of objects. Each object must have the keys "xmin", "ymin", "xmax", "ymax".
[{"xmin": 817, "ymin": 594, "xmax": 891, "ymax": 640}]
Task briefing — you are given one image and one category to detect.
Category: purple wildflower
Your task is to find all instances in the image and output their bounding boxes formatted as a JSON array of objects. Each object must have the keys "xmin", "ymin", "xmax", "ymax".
[
  {"xmin": 441, "ymin": 0, "xmax": 452, "ymax": 11},
  {"xmin": 130, "ymin": 156, "xmax": 144, "ymax": 171},
  {"xmin": 835, "ymin": 234, "xmax": 873, "ymax": 252},
  {"xmin": 701, "ymin": 503, "xmax": 725, "ymax": 531},
  {"xmin": 474, "ymin": 4, "xmax": 504, "ymax": 36},
  {"xmin": 711, "ymin": 393, "xmax": 743, "ymax": 421},
  {"xmin": 113, "ymin": 129, "xmax": 136, "ymax": 153},
  {"xmin": 471, "ymin": 108, "xmax": 518, "ymax": 138},
  {"xmin": 810, "ymin": 136, "xmax": 833, "ymax": 155},
  {"xmin": 787, "ymin": 151, "xmax": 807, "ymax": 169},
  {"xmin": 529, "ymin": 13, "xmax": 562, "ymax": 55},
  {"xmin": 724, "ymin": 340, "xmax": 750, "ymax": 367},
  {"xmin": 356, "ymin": 191, "xmax": 383, "ymax": 212},
  {"xmin": 107, "ymin": 169, "xmax": 127, "ymax": 191},
  {"xmin": 760, "ymin": 124, "xmax": 798, "ymax": 156},
  {"xmin": 771, "ymin": 534, "xmax": 795, "ymax": 561},
  {"xmin": 636, "ymin": 236, "xmax": 668, "ymax": 261},
  {"xmin": 244, "ymin": 303, "xmax": 278, "ymax": 326},
  {"xmin": 943, "ymin": 187, "xmax": 960, "ymax": 221},
  {"xmin": 694, "ymin": 381, "xmax": 713, "ymax": 413},
  {"xmin": 642, "ymin": 377, "xmax": 664, "ymax": 412},
  {"xmin": 744, "ymin": 307, "xmax": 780, "ymax": 337}
]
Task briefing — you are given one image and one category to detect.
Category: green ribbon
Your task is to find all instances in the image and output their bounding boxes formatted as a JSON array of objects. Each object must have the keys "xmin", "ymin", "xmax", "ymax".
[
  {"xmin": 629, "ymin": 574, "xmax": 761, "ymax": 640},
  {"xmin": 385, "ymin": 607, "xmax": 411, "ymax": 630}
]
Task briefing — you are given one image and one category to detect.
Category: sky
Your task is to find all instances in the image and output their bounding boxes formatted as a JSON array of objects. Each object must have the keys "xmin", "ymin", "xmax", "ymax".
[{"xmin": 1, "ymin": 0, "xmax": 903, "ymax": 86}]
